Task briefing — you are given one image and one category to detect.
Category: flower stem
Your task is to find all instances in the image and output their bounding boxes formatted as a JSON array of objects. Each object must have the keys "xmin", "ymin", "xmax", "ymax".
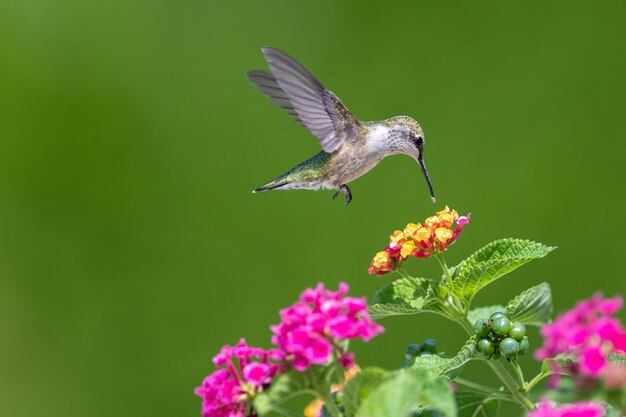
[
  {"xmin": 395, "ymin": 266, "xmax": 412, "ymax": 279},
  {"xmin": 434, "ymin": 253, "xmax": 454, "ymax": 288},
  {"xmin": 509, "ymin": 358, "xmax": 526, "ymax": 386},
  {"xmin": 454, "ymin": 378, "xmax": 507, "ymax": 396},
  {"xmin": 523, "ymin": 370, "xmax": 552, "ymax": 393},
  {"xmin": 319, "ymin": 390, "xmax": 342, "ymax": 417}
]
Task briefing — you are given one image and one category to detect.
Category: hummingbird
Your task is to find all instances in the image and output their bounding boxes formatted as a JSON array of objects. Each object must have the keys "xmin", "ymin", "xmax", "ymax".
[{"xmin": 247, "ymin": 47, "xmax": 435, "ymax": 205}]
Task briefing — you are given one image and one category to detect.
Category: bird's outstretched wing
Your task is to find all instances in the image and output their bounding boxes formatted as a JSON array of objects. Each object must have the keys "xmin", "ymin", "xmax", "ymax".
[{"xmin": 246, "ymin": 47, "xmax": 359, "ymax": 154}]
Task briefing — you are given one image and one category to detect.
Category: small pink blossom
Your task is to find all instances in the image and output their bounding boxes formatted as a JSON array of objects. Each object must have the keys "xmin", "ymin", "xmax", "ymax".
[
  {"xmin": 271, "ymin": 282, "xmax": 383, "ymax": 371},
  {"xmin": 528, "ymin": 399, "xmax": 604, "ymax": 417},
  {"xmin": 452, "ymin": 214, "xmax": 471, "ymax": 241},
  {"xmin": 242, "ymin": 362, "xmax": 271, "ymax": 386},
  {"xmin": 536, "ymin": 292, "xmax": 626, "ymax": 381},
  {"xmin": 580, "ymin": 346, "xmax": 606, "ymax": 377},
  {"xmin": 338, "ymin": 352, "xmax": 355, "ymax": 369},
  {"xmin": 195, "ymin": 339, "xmax": 279, "ymax": 417}
]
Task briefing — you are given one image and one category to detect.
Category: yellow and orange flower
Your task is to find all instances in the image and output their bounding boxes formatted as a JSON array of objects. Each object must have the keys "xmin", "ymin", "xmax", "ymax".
[{"xmin": 368, "ymin": 206, "xmax": 470, "ymax": 276}]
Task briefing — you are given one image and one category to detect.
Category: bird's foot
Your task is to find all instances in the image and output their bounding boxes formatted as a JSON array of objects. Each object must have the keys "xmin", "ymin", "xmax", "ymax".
[{"xmin": 332, "ymin": 184, "xmax": 352, "ymax": 205}]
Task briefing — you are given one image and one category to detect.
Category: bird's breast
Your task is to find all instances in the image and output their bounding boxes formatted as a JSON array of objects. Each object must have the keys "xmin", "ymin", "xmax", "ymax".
[{"xmin": 327, "ymin": 147, "xmax": 384, "ymax": 185}]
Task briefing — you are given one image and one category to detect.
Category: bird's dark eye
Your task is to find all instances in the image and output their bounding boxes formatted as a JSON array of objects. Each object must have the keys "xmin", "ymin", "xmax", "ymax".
[{"xmin": 414, "ymin": 135, "xmax": 424, "ymax": 146}]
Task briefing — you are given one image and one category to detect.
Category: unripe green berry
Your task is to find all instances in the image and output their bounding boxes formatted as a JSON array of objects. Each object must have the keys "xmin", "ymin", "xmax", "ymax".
[
  {"xmin": 519, "ymin": 338, "xmax": 529, "ymax": 354},
  {"xmin": 476, "ymin": 338, "xmax": 495, "ymax": 356},
  {"xmin": 406, "ymin": 343, "xmax": 421, "ymax": 358},
  {"xmin": 499, "ymin": 337, "xmax": 520, "ymax": 358},
  {"xmin": 490, "ymin": 311, "xmax": 507, "ymax": 321},
  {"xmin": 508, "ymin": 322, "xmax": 526, "ymax": 340},
  {"xmin": 474, "ymin": 319, "xmax": 491, "ymax": 337},
  {"xmin": 332, "ymin": 390, "xmax": 344, "ymax": 405},
  {"xmin": 491, "ymin": 317, "xmax": 512, "ymax": 336},
  {"xmin": 421, "ymin": 339, "xmax": 437, "ymax": 354}
]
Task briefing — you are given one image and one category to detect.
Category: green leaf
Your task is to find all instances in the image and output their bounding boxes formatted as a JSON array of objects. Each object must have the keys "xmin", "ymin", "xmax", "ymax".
[
  {"xmin": 356, "ymin": 367, "xmax": 456, "ymax": 417},
  {"xmin": 455, "ymin": 391, "xmax": 500, "ymax": 417},
  {"xmin": 410, "ymin": 339, "xmax": 476, "ymax": 380},
  {"xmin": 604, "ymin": 403, "xmax": 624, "ymax": 417},
  {"xmin": 467, "ymin": 305, "xmax": 505, "ymax": 325},
  {"xmin": 541, "ymin": 353, "xmax": 576, "ymax": 374},
  {"xmin": 450, "ymin": 239, "xmax": 555, "ymax": 304},
  {"xmin": 253, "ymin": 370, "xmax": 320, "ymax": 416},
  {"xmin": 505, "ymin": 283, "xmax": 553, "ymax": 326},
  {"xmin": 369, "ymin": 277, "xmax": 440, "ymax": 319},
  {"xmin": 411, "ymin": 354, "xmax": 453, "ymax": 377},
  {"xmin": 609, "ymin": 352, "xmax": 626, "ymax": 366},
  {"xmin": 441, "ymin": 339, "xmax": 477, "ymax": 380},
  {"xmin": 343, "ymin": 367, "xmax": 390, "ymax": 417}
]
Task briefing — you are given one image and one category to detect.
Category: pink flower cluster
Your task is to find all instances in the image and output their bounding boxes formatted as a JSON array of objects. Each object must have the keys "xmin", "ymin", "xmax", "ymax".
[
  {"xmin": 196, "ymin": 284, "xmax": 383, "ymax": 416},
  {"xmin": 528, "ymin": 399, "xmax": 604, "ymax": 417},
  {"xmin": 536, "ymin": 293, "xmax": 626, "ymax": 379},
  {"xmin": 270, "ymin": 282, "xmax": 384, "ymax": 371},
  {"xmin": 195, "ymin": 339, "xmax": 280, "ymax": 417}
]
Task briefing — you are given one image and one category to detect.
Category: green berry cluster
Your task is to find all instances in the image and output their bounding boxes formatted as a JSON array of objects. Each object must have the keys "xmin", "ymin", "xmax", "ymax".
[
  {"xmin": 474, "ymin": 312, "xmax": 529, "ymax": 359},
  {"xmin": 402, "ymin": 339, "xmax": 438, "ymax": 367}
]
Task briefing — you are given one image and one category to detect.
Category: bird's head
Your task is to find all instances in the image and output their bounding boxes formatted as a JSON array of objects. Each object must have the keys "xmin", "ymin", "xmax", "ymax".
[{"xmin": 384, "ymin": 116, "xmax": 435, "ymax": 203}]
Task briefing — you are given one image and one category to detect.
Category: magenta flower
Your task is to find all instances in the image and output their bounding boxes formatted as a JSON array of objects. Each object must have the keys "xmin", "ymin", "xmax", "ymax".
[
  {"xmin": 528, "ymin": 399, "xmax": 604, "ymax": 417},
  {"xmin": 195, "ymin": 339, "xmax": 280, "ymax": 417},
  {"xmin": 536, "ymin": 293, "xmax": 626, "ymax": 381},
  {"xmin": 270, "ymin": 282, "xmax": 384, "ymax": 371}
]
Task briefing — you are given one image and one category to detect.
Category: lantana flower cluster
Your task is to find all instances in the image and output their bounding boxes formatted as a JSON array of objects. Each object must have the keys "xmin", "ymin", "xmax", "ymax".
[
  {"xmin": 271, "ymin": 282, "xmax": 384, "ymax": 371},
  {"xmin": 536, "ymin": 293, "xmax": 626, "ymax": 381},
  {"xmin": 196, "ymin": 283, "xmax": 382, "ymax": 417},
  {"xmin": 368, "ymin": 206, "xmax": 470, "ymax": 275},
  {"xmin": 195, "ymin": 339, "xmax": 280, "ymax": 417}
]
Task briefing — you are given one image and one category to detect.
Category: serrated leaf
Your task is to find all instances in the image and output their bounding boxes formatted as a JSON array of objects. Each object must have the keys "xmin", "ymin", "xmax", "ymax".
[
  {"xmin": 604, "ymin": 403, "xmax": 624, "ymax": 417},
  {"xmin": 356, "ymin": 367, "xmax": 456, "ymax": 417},
  {"xmin": 609, "ymin": 352, "xmax": 626, "ymax": 366},
  {"xmin": 541, "ymin": 354, "xmax": 576, "ymax": 374},
  {"xmin": 505, "ymin": 283, "xmax": 553, "ymax": 326},
  {"xmin": 455, "ymin": 391, "xmax": 500, "ymax": 417},
  {"xmin": 253, "ymin": 370, "xmax": 320, "ymax": 416},
  {"xmin": 411, "ymin": 339, "xmax": 476, "ymax": 380},
  {"xmin": 369, "ymin": 277, "xmax": 440, "ymax": 319},
  {"xmin": 343, "ymin": 367, "xmax": 390, "ymax": 417},
  {"xmin": 451, "ymin": 239, "xmax": 555, "ymax": 304},
  {"xmin": 441, "ymin": 339, "xmax": 477, "ymax": 380},
  {"xmin": 411, "ymin": 354, "xmax": 453, "ymax": 377},
  {"xmin": 467, "ymin": 305, "xmax": 505, "ymax": 325}
]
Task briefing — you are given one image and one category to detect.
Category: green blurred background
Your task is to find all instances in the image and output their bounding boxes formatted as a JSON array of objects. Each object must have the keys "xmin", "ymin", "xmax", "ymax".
[{"xmin": 1, "ymin": 1, "xmax": 625, "ymax": 416}]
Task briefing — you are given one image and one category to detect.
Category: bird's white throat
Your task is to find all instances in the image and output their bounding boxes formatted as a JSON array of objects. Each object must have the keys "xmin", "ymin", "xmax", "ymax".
[{"xmin": 365, "ymin": 125, "xmax": 391, "ymax": 154}]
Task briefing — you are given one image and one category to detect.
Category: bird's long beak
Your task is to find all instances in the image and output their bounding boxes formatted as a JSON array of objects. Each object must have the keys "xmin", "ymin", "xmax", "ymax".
[{"xmin": 418, "ymin": 156, "xmax": 436, "ymax": 204}]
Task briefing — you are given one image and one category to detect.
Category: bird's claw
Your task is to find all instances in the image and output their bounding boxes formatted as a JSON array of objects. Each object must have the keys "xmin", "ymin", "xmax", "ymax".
[{"xmin": 332, "ymin": 184, "xmax": 352, "ymax": 205}]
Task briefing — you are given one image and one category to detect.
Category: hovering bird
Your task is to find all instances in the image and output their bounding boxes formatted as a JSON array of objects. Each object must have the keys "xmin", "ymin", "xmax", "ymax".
[{"xmin": 247, "ymin": 47, "xmax": 435, "ymax": 205}]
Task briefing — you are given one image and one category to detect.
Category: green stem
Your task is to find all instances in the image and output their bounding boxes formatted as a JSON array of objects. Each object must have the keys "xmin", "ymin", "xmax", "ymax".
[
  {"xmin": 434, "ymin": 253, "xmax": 468, "ymax": 315},
  {"xmin": 454, "ymin": 378, "xmax": 507, "ymax": 396},
  {"xmin": 272, "ymin": 405, "xmax": 309, "ymax": 417},
  {"xmin": 319, "ymin": 389, "xmax": 342, "ymax": 417},
  {"xmin": 524, "ymin": 370, "xmax": 552, "ymax": 393},
  {"xmin": 396, "ymin": 266, "xmax": 412, "ymax": 279},
  {"xmin": 434, "ymin": 252, "xmax": 454, "ymax": 288},
  {"xmin": 509, "ymin": 358, "xmax": 526, "ymax": 386}
]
